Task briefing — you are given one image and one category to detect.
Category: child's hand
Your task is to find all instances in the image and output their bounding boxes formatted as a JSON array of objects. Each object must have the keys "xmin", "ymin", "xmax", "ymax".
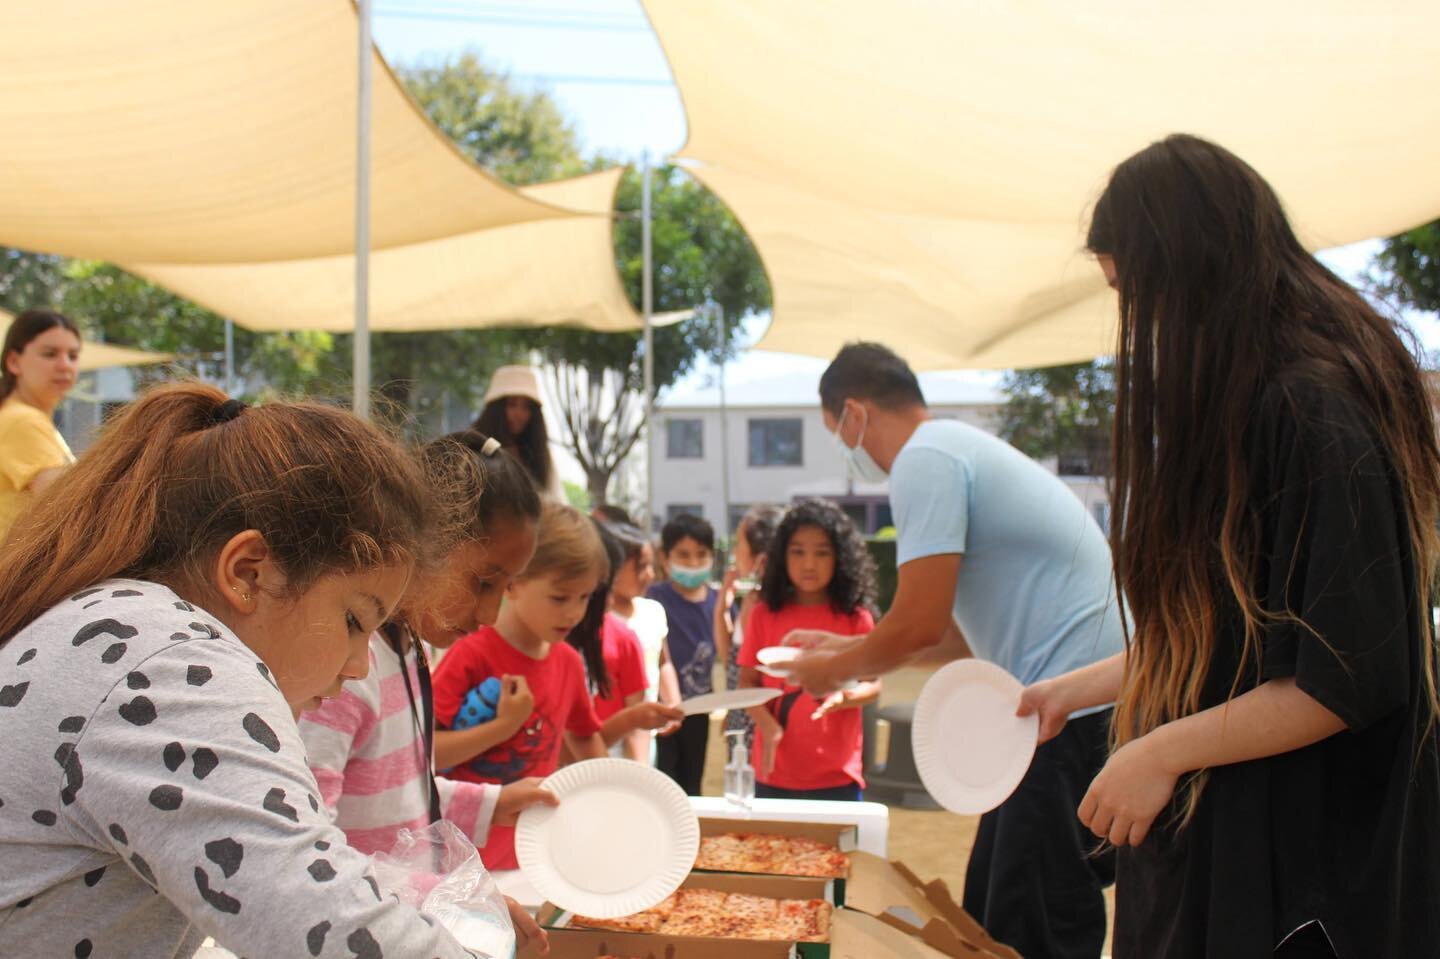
[
  {"xmin": 494, "ymin": 777, "xmax": 560, "ymax": 827},
  {"xmin": 630, "ymin": 700, "xmax": 685, "ymax": 733},
  {"xmin": 495, "ymin": 675, "xmax": 534, "ymax": 731},
  {"xmin": 506, "ymin": 895, "xmax": 549, "ymax": 954},
  {"xmin": 1077, "ymin": 734, "xmax": 1180, "ymax": 847},
  {"xmin": 1016, "ymin": 677, "xmax": 1074, "ymax": 744},
  {"xmin": 810, "ymin": 690, "xmax": 848, "ymax": 721}
]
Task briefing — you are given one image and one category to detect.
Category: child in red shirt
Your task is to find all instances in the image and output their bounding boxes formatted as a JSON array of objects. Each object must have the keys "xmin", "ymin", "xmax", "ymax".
[
  {"xmin": 739, "ymin": 498, "xmax": 881, "ymax": 800},
  {"xmin": 432, "ymin": 503, "xmax": 609, "ymax": 869}
]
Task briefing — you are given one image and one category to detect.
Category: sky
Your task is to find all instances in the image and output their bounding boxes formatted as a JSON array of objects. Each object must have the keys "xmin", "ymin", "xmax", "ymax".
[{"xmin": 371, "ymin": 0, "xmax": 1440, "ymax": 392}]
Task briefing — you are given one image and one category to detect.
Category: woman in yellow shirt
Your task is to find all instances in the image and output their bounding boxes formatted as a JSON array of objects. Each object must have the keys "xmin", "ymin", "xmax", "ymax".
[{"xmin": 0, "ymin": 309, "xmax": 80, "ymax": 538}]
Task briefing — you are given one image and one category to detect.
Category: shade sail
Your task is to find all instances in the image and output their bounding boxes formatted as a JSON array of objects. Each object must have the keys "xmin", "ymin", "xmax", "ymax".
[
  {"xmin": 644, "ymin": 1, "xmax": 1440, "ymax": 369},
  {"xmin": 0, "ymin": 309, "xmax": 172, "ymax": 371},
  {"xmin": 133, "ymin": 171, "xmax": 658, "ymax": 333},
  {"xmin": 0, "ymin": 0, "xmax": 575, "ymax": 263}
]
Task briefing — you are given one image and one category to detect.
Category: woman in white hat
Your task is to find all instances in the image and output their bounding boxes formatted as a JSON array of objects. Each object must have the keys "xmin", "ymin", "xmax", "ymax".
[{"xmin": 474, "ymin": 365, "xmax": 563, "ymax": 500}]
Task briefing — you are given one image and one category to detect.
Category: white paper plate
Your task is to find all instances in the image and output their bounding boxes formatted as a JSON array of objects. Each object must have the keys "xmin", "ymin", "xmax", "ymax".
[
  {"xmin": 679, "ymin": 687, "xmax": 782, "ymax": 716},
  {"xmin": 756, "ymin": 646, "xmax": 802, "ymax": 667},
  {"xmin": 912, "ymin": 659, "xmax": 1039, "ymax": 814},
  {"xmin": 516, "ymin": 758, "xmax": 698, "ymax": 918}
]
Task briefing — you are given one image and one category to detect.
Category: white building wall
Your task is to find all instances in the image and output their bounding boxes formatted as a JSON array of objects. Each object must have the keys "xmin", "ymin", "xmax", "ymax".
[{"xmin": 651, "ymin": 402, "xmax": 1008, "ymax": 534}]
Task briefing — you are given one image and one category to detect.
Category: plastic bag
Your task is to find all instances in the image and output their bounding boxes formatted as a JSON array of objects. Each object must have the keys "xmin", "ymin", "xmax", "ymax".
[{"xmin": 370, "ymin": 820, "xmax": 515, "ymax": 959}]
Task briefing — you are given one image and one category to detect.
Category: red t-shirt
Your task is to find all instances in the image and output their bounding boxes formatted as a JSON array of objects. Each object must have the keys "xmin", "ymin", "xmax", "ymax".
[
  {"xmin": 592, "ymin": 613, "xmax": 648, "ymax": 723},
  {"xmin": 738, "ymin": 602, "xmax": 875, "ymax": 791},
  {"xmin": 432, "ymin": 625, "xmax": 602, "ymax": 868}
]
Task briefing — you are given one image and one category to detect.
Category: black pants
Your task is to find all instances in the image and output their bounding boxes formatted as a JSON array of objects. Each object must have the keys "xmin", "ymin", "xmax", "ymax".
[
  {"xmin": 963, "ymin": 709, "xmax": 1115, "ymax": 959},
  {"xmin": 656, "ymin": 712, "xmax": 709, "ymax": 796},
  {"xmin": 1275, "ymin": 923, "xmax": 1337, "ymax": 958}
]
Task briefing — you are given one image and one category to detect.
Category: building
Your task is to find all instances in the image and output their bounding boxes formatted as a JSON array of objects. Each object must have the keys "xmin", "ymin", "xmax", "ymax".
[{"xmin": 650, "ymin": 362, "xmax": 1111, "ymax": 537}]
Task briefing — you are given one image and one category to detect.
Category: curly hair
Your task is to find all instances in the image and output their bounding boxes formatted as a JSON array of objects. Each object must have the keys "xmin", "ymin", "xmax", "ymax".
[{"xmin": 759, "ymin": 498, "xmax": 876, "ymax": 616}]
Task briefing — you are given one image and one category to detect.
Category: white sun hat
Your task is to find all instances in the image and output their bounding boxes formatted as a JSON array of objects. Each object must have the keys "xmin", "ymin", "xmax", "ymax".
[{"xmin": 483, "ymin": 365, "xmax": 545, "ymax": 407}]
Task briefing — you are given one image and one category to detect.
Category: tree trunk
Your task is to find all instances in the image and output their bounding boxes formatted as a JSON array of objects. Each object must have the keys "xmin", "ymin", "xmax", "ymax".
[{"xmin": 586, "ymin": 466, "xmax": 611, "ymax": 508}]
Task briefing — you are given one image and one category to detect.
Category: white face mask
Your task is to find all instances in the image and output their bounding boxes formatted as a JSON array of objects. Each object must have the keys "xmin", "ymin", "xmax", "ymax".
[{"xmin": 833, "ymin": 405, "xmax": 889, "ymax": 484}]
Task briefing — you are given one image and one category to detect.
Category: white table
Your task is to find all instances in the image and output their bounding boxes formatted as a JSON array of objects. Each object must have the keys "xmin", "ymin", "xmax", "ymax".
[{"xmin": 494, "ymin": 796, "xmax": 889, "ymax": 911}]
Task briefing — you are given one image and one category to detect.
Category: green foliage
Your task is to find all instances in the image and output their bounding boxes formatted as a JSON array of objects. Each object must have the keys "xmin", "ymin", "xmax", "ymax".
[
  {"xmin": 1374, "ymin": 220, "xmax": 1440, "ymax": 315},
  {"xmin": 999, "ymin": 360, "xmax": 1115, "ymax": 477},
  {"xmin": 563, "ymin": 480, "xmax": 592, "ymax": 511}
]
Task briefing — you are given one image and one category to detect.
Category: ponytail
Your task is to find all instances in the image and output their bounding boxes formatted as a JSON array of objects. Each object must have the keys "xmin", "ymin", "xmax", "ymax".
[{"xmin": 0, "ymin": 382, "xmax": 434, "ymax": 646}]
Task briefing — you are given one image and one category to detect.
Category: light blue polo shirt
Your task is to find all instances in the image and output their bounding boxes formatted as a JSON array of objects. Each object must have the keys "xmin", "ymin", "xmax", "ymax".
[{"xmin": 890, "ymin": 419, "xmax": 1123, "ymax": 695}]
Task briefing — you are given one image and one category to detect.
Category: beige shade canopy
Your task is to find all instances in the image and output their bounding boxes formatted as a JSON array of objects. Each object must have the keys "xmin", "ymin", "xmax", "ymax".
[
  {"xmin": 0, "ymin": 309, "xmax": 172, "ymax": 371},
  {"xmin": 0, "ymin": 0, "xmax": 574, "ymax": 264},
  {"xmin": 644, "ymin": 1, "xmax": 1440, "ymax": 369},
  {"xmin": 134, "ymin": 171, "xmax": 658, "ymax": 333}
]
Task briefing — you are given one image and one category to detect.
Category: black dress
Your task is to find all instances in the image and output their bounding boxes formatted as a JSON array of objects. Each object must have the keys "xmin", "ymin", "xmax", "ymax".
[{"xmin": 1114, "ymin": 375, "xmax": 1440, "ymax": 958}]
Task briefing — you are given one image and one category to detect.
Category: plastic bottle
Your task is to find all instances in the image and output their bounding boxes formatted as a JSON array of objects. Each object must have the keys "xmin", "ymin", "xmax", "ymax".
[{"xmin": 723, "ymin": 729, "xmax": 755, "ymax": 809}]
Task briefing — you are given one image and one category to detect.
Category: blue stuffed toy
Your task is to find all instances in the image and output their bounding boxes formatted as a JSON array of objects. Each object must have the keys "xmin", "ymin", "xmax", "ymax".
[{"xmin": 451, "ymin": 676, "xmax": 504, "ymax": 730}]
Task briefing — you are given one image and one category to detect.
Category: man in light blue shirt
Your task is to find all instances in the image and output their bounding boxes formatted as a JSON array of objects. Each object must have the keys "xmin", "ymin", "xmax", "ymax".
[{"xmin": 787, "ymin": 342, "xmax": 1121, "ymax": 959}]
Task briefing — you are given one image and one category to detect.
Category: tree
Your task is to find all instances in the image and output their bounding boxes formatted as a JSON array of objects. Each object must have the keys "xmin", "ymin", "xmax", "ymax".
[
  {"xmin": 527, "ymin": 163, "xmax": 771, "ymax": 506},
  {"xmin": 999, "ymin": 360, "xmax": 1115, "ymax": 478},
  {"xmin": 1374, "ymin": 220, "xmax": 1440, "ymax": 315}
]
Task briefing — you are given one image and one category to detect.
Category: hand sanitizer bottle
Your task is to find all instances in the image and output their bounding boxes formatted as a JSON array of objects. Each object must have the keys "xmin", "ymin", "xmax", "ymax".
[{"xmin": 724, "ymin": 729, "xmax": 755, "ymax": 809}]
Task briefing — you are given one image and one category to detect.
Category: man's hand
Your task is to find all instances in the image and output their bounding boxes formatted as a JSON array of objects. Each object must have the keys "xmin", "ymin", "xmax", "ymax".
[{"xmin": 493, "ymin": 777, "xmax": 560, "ymax": 827}]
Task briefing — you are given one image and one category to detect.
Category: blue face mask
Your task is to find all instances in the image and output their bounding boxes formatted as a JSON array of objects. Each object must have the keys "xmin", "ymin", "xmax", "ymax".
[
  {"xmin": 834, "ymin": 406, "xmax": 889, "ymax": 484},
  {"xmin": 670, "ymin": 563, "xmax": 711, "ymax": 589}
]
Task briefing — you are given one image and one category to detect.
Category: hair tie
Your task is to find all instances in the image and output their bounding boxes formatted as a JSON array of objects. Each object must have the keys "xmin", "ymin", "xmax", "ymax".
[
  {"xmin": 481, "ymin": 437, "xmax": 502, "ymax": 456},
  {"xmin": 211, "ymin": 398, "xmax": 248, "ymax": 425}
]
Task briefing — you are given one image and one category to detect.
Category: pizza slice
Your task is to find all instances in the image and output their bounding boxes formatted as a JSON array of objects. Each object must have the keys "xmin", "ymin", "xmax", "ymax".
[
  {"xmin": 776, "ymin": 898, "xmax": 833, "ymax": 942},
  {"xmin": 695, "ymin": 833, "xmax": 749, "ymax": 871},
  {"xmin": 567, "ymin": 910, "xmax": 663, "ymax": 935}
]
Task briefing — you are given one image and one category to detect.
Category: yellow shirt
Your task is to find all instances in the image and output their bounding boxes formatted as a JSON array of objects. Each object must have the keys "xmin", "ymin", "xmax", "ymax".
[{"xmin": 0, "ymin": 398, "xmax": 74, "ymax": 539}]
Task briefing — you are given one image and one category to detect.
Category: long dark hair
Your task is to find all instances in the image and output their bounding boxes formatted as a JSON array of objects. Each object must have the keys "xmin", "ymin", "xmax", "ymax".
[
  {"xmin": 474, "ymin": 396, "xmax": 554, "ymax": 492},
  {"xmin": 2, "ymin": 309, "xmax": 81, "ymax": 404},
  {"xmin": 568, "ymin": 518, "xmax": 625, "ymax": 699},
  {"xmin": 1088, "ymin": 134, "xmax": 1440, "ymax": 817},
  {"xmin": 760, "ymin": 498, "xmax": 876, "ymax": 616}
]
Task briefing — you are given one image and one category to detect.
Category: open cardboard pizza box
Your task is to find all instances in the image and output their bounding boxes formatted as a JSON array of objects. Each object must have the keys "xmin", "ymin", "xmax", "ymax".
[
  {"xmin": 843, "ymin": 852, "xmax": 1022, "ymax": 959},
  {"xmin": 531, "ymin": 861, "xmax": 1021, "ymax": 959},
  {"xmin": 695, "ymin": 817, "xmax": 858, "ymax": 854}
]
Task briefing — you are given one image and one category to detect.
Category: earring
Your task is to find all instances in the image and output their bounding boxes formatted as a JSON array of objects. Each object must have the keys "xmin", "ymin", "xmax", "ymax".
[{"xmin": 230, "ymin": 584, "xmax": 253, "ymax": 603}]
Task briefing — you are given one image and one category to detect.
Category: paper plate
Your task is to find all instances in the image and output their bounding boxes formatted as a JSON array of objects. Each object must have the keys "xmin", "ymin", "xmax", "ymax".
[
  {"xmin": 679, "ymin": 687, "xmax": 782, "ymax": 716},
  {"xmin": 516, "ymin": 758, "xmax": 698, "ymax": 918},
  {"xmin": 755, "ymin": 646, "xmax": 802, "ymax": 668},
  {"xmin": 912, "ymin": 659, "xmax": 1038, "ymax": 814}
]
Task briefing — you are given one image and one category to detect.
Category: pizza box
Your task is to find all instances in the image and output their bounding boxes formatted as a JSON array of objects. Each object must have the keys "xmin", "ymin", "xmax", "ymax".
[
  {"xmin": 841, "ymin": 852, "xmax": 1022, "ymax": 959},
  {"xmin": 520, "ymin": 927, "xmax": 791, "ymax": 958},
  {"xmin": 538, "ymin": 872, "xmax": 834, "ymax": 958},
  {"xmin": 692, "ymin": 817, "xmax": 854, "ymax": 902}
]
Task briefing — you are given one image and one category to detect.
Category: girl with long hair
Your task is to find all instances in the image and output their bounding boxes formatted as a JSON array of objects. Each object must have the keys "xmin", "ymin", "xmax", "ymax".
[
  {"xmin": 1020, "ymin": 135, "xmax": 1440, "ymax": 958},
  {"xmin": 430, "ymin": 502, "xmax": 609, "ymax": 870},
  {"xmin": 0, "ymin": 383, "xmax": 487, "ymax": 958},
  {"xmin": 297, "ymin": 429, "xmax": 553, "ymax": 948},
  {"xmin": 473, "ymin": 365, "xmax": 561, "ymax": 499},
  {"xmin": 716, "ymin": 504, "xmax": 784, "ymax": 750},
  {"xmin": 738, "ymin": 498, "xmax": 881, "ymax": 801},
  {"xmin": 0, "ymin": 308, "xmax": 81, "ymax": 539}
]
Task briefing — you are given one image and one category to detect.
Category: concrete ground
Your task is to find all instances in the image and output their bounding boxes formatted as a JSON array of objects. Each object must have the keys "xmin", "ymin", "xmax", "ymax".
[{"xmin": 700, "ymin": 664, "xmax": 1114, "ymax": 955}]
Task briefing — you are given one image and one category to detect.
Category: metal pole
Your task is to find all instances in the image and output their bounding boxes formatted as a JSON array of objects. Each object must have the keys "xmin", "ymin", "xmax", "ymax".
[
  {"xmin": 717, "ymin": 310, "xmax": 731, "ymax": 538},
  {"xmin": 223, "ymin": 318, "xmax": 235, "ymax": 395},
  {"xmin": 352, "ymin": 0, "xmax": 373, "ymax": 419},
  {"xmin": 642, "ymin": 154, "xmax": 655, "ymax": 531}
]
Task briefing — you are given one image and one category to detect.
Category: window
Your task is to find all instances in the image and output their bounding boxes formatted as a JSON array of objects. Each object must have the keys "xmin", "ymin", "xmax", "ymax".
[
  {"xmin": 748, "ymin": 418, "xmax": 803, "ymax": 467},
  {"xmin": 666, "ymin": 417, "xmax": 703, "ymax": 459},
  {"xmin": 667, "ymin": 503, "xmax": 704, "ymax": 523},
  {"xmin": 874, "ymin": 503, "xmax": 894, "ymax": 531},
  {"xmin": 1090, "ymin": 502, "xmax": 1111, "ymax": 534}
]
